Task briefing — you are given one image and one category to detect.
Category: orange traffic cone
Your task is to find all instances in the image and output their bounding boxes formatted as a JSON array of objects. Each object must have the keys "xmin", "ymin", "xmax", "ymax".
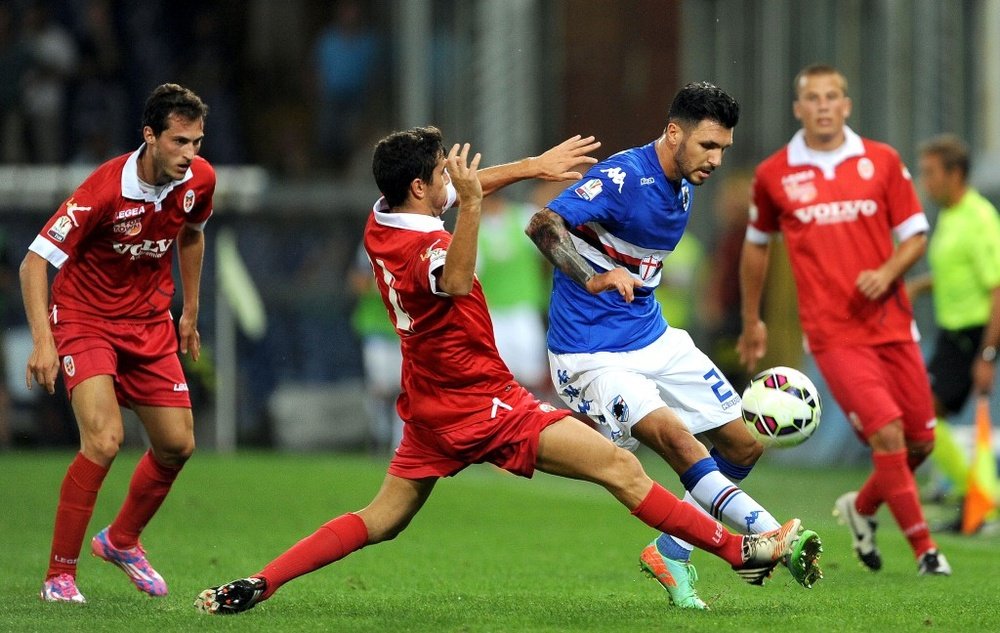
[{"xmin": 961, "ymin": 397, "xmax": 998, "ymax": 534}]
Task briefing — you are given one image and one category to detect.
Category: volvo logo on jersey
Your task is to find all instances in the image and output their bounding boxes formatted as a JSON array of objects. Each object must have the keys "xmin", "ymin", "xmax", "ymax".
[{"xmin": 112, "ymin": 238, "xmax": 174, "ymax": 260}]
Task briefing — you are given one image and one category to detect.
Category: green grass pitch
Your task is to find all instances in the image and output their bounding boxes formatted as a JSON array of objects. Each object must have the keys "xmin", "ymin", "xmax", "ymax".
[{"xmin": 2, "ymin": 449, "xmax": 997, "ymax": 632}]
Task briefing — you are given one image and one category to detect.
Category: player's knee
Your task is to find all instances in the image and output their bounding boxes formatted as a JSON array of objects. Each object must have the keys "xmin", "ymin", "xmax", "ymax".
[
  {"xmin": 154, "ymin": 439, "xmax": 195, "ymax": 467},
  {"xmin": 868, "ymin": 420, "xmax": 905, "ymax": 451},
  {"xmin": 80, "ymin": 431, "xmax": 124, "ymax": 464},
  {"xmin": 605, "ymin": 446, "xmax": 647, "ymax": 496}
]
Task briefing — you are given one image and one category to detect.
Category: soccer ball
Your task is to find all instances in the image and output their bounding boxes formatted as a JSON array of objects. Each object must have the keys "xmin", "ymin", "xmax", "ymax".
[{"xmin": 741, "ymin": 366, "xmax": 822, "ymax": 448}]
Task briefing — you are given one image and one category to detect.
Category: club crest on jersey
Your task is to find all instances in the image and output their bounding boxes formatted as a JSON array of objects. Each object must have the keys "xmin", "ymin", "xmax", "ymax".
[
  {"xmin": 857, "ymin": 157, "xmax": 875, "ymax": 180},
  {"xmin": 638, "ymin": 255, "xmax": 662, "ymax": 280},
  {"xmin": 681, "ymin": 184, "xmax": 691, "ymax": 211},
  {"xmin": 47, "ymin": 215, "xmax": 74, "ymax": 243},
  {"xmin": 63, "ymin": 355, "xmax": 76, "ymax": 377},
  {"xmin": 607, "ymin": 395, "xmax": 629, "ymax": 424},
  {"xmin": 575, "ymin": 178, "xmax": 603, "ymax": 201},
  {"xmin": 183, "ymin": 189, "xmax": 196, "ymax": 213}
]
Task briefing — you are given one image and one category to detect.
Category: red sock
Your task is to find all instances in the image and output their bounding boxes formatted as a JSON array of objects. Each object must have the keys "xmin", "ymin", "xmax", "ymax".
[
  {"xmin": 108, "ymin": 450, "xmax": 182, "ymax": 548},
  {"xmin": 256, "ymin": 513, "xmax": 369, "ymax": 599},
  {"xmin": 855, "ymin": 471, "xmax": 882, "ymax": 516},
  {"xmin": 47, "ymin": 453, "xmax": 109, "ymax": 578},
  {"xmin": 631, "ymin": 483, "xmax": 743, "ymax": 566},
  {"xmin": 870, "ymin": 450, "xmax": 935, "ymax": 557}
]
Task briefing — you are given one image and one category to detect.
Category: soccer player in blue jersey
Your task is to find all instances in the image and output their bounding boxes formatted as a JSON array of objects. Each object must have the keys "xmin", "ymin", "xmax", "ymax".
[{"xmin": 526, "ymin": 82, "xmax": 822, "ymax": 609}]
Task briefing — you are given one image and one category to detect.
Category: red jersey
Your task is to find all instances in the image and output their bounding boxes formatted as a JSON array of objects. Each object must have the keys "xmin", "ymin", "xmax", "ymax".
[
  {"xmin": 29, "ymin": 147, "xmax": 215, "ymax": 323},
  {"xmin": 749, "ymin": 127, "xmax": 928, "ymax": 352},
  {"xmin": 363, "ymin": 199, "xmax": 515, "ymax": 432}
]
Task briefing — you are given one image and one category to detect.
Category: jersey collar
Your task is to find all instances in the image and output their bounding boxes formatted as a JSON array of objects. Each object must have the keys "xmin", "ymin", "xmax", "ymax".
[
  {"xmin": 121, "ymin": 144, "xmax": 194, "ymax": 207},
  {"xmin": 787, "ymin": 126, "xmax": 865, "ymax": 179},
  {"xmin": 371, "ymin": 196, "xmax": 445, "ymax": 233}
]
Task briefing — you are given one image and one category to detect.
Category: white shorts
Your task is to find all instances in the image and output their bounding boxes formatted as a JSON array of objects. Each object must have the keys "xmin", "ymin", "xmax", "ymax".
[
  {"xmin": 548, "ymin": 327, "xmax": 742, "ymax": 449},
  {"xmin": 361, "ymin": 336, "xmax": 403, "ymax": 396}
]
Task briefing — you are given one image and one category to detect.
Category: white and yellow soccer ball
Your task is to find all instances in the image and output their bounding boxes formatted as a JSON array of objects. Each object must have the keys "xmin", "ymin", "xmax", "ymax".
[{"xmin": 741, "ymin": 366, "xmax": 822, "ymax": 448}]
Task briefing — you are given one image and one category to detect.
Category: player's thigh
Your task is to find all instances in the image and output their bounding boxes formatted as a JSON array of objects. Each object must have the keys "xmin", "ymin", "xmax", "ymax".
[
  {"xmin": 813, "ymin": 346, "xmax": 902, "ymax": 440},
  {"xmin": 133, "ymin": 403, "xmax": 195, "ymax": 464},
  {"xmin": 356, "ymin": 474, "xmax": 437, "ymax": 543},
  {"xmin": 882, "ymin": 342, "xmax": 936, "ymax": 444},
  {"xmin": 535, "ymin": 416, "xmax": 649, "ymax": 504},
  {"xmin": 69, "ymin": 374, "xmax": 125, "ymax": 462}
]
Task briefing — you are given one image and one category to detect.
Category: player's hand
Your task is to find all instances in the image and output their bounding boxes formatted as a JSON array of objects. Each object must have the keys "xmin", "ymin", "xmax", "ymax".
[
  {"xmin": 25, "ymin": 337, "xmax": 59, "ymax": 395},
  {"xmin": 856, "ymin": 268, "xmax": 893, "ymax": 300},
  {"xmin": 179, "ymin": 312, "xmax": 201, "ymax": 361},
  {"xmin": 446, "ymin": 143, "xmax": 483, "ymax": 206},
  {"xmin": 532, "ymin": 135, "xmax": 602, "ymax": 181},
  {"xmin": 737, "ymin": 320, "xmax": 768, "ymax": 372},
  {"xmin": 585, "ymin": 267, "xmax": 642, "ymax": 303},
  {"xmin": 972, "ymin": 358, "xmax": 995, "ymax": 395}
]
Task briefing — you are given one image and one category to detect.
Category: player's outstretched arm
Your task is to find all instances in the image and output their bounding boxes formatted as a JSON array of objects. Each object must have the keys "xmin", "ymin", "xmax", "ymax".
[
  {"xmin": 526, "ymin": 208, "xmax": 641, "ymax": 303},
  {"xmin": 478, "ymin": 135, "xmax": 601, "ymax": 197}
]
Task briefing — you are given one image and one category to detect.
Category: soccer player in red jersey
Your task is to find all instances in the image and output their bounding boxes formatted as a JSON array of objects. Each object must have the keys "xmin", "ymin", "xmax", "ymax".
[
  {"xmin": 194, "ymin": 127, "xmax": 805, "ymax": 615},
  {"xmin": 738, "ymin": 64, "xmax": 951, "ymax": 576},
  {"xmin": 21, "ymin": 84, "xmax": 215, "ymax": 603}
]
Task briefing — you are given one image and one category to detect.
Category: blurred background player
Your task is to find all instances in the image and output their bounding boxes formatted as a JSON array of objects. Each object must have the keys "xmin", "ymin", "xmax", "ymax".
[
  {"xmin": 527, "ymin": 82, "xmax": 822, "ymax": 610},
  {"xmin": 738, "ymin": 64, "xmax": 950, "ymax": 575},
  {"xmin": 907, "ymin": 134, "xmax": 1000, "ymax": 519},
  {"xmin": 22, "ymin": 84, "xmax": 214, "ymax": 603},
  {"xmin": 194, "ymin": 128, "xmax": 803, "ymax": 615},
  {"xmin": 349, "ymin": 240, "xmax": 404, "ymax": 452},
  {"xmin": 476, "ymin": 191, "xmax": 550, "ymax": 394}
]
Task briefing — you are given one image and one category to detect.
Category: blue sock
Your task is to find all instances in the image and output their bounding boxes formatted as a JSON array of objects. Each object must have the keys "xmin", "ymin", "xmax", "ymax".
[
  {"xmin": 654, "ymin": 532, "xmax": 693, "ymax": 561},
  {"xmin": 710, "ymin": 446, "xmax": 754, "ymax": 482}
]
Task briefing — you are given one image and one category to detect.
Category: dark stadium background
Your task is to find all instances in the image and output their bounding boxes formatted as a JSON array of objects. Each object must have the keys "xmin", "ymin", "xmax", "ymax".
[{"xmin": 1, "ymin": 0, "xmax": 997, "ymax": 465}]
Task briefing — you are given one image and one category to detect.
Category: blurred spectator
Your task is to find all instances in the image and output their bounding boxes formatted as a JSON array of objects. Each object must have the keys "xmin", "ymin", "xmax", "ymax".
[
  {"xmin": 702, "ymin": 171, "xmax": 754, "ymax": 389},
  {"xmin": 476, "ymin": 192, "xmax": 550, "ymax": 393},
  {"xmin": 312, "ymin": 0, "xmax": 381, "ymax": 172},
  {"xmin": 655, "ymin": 232, "xmax": 705, "ymax": 345},
  {"xmin": 349, "ymin": 242, "xmax": 403, "ymax": 452},
  {"xmin": 0, "ymin": 3, "xmax": 30, "ymax": 163},
  {"xmin": 68, "ymin": 0, "xmax": 129, "ymax": 164},
  {"xmin": 175, "ymin": 6, "xmax": 245, "ymax": 164},
  {"xmin": 20, "ymin": 2, "xmax": 77, "ymax": 163}
]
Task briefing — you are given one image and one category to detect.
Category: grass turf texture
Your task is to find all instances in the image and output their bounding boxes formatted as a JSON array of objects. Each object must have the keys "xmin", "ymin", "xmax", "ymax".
[{"xmin": 2, "ymin": 450, "xmax": 997, "ymax": 632}]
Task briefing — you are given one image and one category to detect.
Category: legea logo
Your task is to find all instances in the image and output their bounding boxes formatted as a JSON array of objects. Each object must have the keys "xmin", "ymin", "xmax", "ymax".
[{"xmin": 793, "ymin": 199, "xmax": 878, "ymax": 225}]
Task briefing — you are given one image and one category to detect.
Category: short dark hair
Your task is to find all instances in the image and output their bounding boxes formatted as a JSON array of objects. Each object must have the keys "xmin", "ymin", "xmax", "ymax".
[
  {"xmin": 794, "ymin": 64, "xmax": 848, "ymax": 97},
  {"xmin": 142, "ymin": 84, "xmax": 209, "ymax": 136},
  {"xmin": 372, "ymin": 126, "xmax": 445, "ymax": 208},
  {"xmin": 667, "ymin": 82, "xmax": 740, "ymax": 129},
  {"xmin": 919, "ymin": 134, "xmax": 970, "ymax": 180}
]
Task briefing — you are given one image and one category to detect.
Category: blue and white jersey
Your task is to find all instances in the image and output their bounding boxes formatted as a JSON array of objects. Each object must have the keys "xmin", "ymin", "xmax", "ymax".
[{"xmin": 545, "ymin": 142, "xmax": 693, "ymax": 354}]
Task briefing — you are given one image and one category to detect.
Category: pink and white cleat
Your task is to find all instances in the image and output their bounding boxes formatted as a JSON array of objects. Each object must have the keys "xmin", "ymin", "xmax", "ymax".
[
  {"xmin": 40, "ymin": 573, "xmax": 87, "ymax": 603},
  {"xmin": 91, "ymin": 527, "xmax": 168, "ymax": 596}
]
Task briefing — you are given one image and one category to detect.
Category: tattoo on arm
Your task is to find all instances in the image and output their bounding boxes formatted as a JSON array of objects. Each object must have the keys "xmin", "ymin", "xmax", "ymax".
[{"xmin": 526, "ymin": 209, "xmax": 595, "ymax": 288}]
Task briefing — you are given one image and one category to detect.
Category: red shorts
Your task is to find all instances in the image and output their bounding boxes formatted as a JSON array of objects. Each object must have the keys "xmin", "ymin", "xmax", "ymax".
[
  {"xmin": 52, "ymin": 317, "xmax": 191, "ymax": 408},
  {"xmin": 813, "ymin": 341, "xmax": 935, "ymax": 443},
  {"xmin": 388, "ymin": 384, "xmax": 569, "ymax": 480}
]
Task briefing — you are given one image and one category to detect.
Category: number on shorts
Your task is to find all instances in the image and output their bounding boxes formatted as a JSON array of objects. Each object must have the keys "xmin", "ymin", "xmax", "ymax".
[{"xmin": 702, "ymin": 367, "xmax": 733, "ymax": 402}]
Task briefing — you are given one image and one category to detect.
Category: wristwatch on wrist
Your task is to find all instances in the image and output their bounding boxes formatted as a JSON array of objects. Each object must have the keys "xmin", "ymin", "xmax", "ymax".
[{"xmin": 982, "ymin": 345, "xmax": 998, "ymax": 363}]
